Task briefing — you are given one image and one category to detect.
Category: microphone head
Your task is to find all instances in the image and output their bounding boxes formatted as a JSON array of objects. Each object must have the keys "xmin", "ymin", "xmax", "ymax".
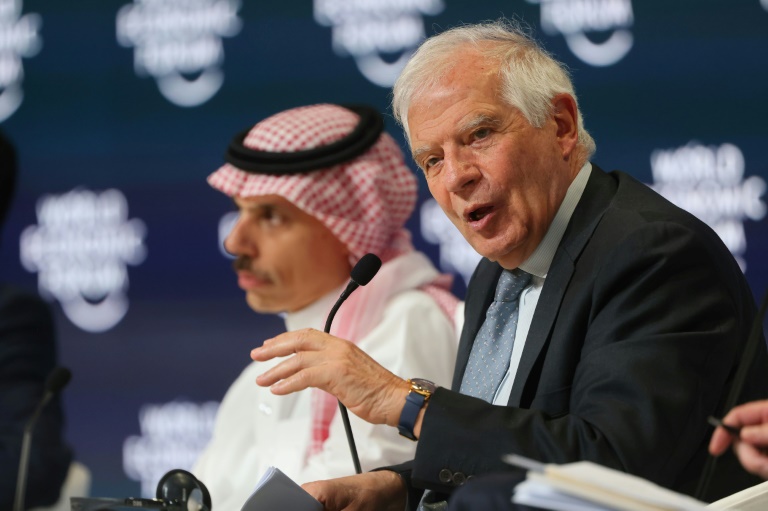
[
  {"xmin": 45, "ymin": 367, "xmax": 72, "ymax": 394},
  {"xmin": 350, "ymin": 253, "xmax": 382, "ymax": 286}
]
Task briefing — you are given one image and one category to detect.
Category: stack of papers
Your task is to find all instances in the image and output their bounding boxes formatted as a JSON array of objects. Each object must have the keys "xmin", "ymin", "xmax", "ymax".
[
  {"xmin": 505, "ymin": 455, "xmax": 709, "ymax": 511},
  {"xmin": 240, "ymin": 466, "xmax": 323, "ymax": 511}
]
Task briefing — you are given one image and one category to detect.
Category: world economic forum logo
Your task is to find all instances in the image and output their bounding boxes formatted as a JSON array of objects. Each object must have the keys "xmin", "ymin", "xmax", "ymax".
[
  {"xmin": 525, "ymin": 0, "xmax": 634, "ymax": 67},
  {"xmin": 19, "ymin": 189, "xmax": 147, "ymax": 333},
  {"xmin": 0, "ymin": 0, "xmax": 42, "ymax": 122},
  {"xmin": 650, "ymin": 142, "xmax": 767, "ymax": 271},
  {"xmin": 116, "ymin": 0, "xmax": 242, "ymax": 107},
  {"xmin": 124, "ymin": 400, "xmax": 218, "ymax": 497},
  {"xmin": 314, "ymin": 0, "xmax": 444, "ymax": 87}
]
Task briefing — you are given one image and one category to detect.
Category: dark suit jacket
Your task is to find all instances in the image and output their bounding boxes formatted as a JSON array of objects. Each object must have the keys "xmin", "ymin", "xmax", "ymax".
[
  {"xmin": 390, "ymin": 166, "xmax": 767, "ymax": 507},
  {"xmin": 0, "ymin": 284, "xmax": 72, "ymax": 508}
]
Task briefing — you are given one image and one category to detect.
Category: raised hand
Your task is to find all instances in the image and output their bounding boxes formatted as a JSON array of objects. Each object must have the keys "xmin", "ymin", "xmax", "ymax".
[{"xmin": 251, "ymin": 328, "xmax": 410, "ymax": 427}]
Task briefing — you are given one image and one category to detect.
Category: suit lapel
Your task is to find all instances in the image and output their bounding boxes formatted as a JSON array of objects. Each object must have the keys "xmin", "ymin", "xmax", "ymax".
[
  {"xmin": 507, "ymin": 249, "xmax": 575, "ymax": 406},
  {"xmin": 507, "ymin": 166, "xmax": 618, "ymax": 406}
]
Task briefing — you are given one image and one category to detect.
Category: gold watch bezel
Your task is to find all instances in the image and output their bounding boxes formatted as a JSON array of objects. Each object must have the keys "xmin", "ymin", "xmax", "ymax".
[{"xmin": 407, "ymin": 378, "xmax": 435, "ymax": 401}]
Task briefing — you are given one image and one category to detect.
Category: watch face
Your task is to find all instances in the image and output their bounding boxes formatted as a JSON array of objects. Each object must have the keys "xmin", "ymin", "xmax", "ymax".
[{"xmin": 410, "ymin": 378, "xmax": 437, "ymax": 393}]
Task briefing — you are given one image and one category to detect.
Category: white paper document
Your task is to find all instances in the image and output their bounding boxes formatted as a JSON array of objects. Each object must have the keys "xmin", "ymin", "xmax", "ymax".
[
  {"xmin": 240, "ymin": 466, "xmax": 323, "ymax": 511},
  {"xmin": 505, "ymin": 454, "xmax": 709, "ymax": 511}
]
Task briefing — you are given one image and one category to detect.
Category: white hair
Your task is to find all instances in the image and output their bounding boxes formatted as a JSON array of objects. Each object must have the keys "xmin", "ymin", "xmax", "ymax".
[{"xmin": 392, "ymin": 19, "xmax": 596, "ymax": 160}]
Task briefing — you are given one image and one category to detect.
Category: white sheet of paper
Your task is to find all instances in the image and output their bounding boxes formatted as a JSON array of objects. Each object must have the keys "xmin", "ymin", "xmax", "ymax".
[
  {"xmin": 504, "ymin": 454, "xmax": 709, "ymax": 511},
  {"xmin": 240, "ymin": 466, "xmax": 323, "ymax": 511}
]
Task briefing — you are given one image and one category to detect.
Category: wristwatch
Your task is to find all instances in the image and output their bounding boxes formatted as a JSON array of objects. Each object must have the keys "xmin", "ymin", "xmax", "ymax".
[{"xmin": 398, "ymin": 378, "xmax": 437, "ymax": 440}]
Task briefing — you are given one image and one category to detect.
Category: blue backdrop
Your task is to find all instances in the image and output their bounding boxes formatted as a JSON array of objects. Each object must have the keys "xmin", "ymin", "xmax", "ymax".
[{"xmin": 1, "ymin": 0, "xmax": 766, "ymax": 499}]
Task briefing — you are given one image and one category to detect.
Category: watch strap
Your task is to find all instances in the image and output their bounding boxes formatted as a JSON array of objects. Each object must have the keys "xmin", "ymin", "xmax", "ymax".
[{"xmin": 398, "ymin": 391, "xmax": 426, "ymax": 440}]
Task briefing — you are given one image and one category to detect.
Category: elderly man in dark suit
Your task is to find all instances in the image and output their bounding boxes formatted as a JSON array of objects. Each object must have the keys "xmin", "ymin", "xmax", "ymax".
[
  {"xmin": 0, "ymin": 130, "xmax": 72, "ymax": 509},
  {"xmin": 248, "ymin": 19, "xmax": 768, "ymax": 510}
]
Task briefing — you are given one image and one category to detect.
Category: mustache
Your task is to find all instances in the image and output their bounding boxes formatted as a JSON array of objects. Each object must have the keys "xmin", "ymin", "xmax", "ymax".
[
  {"xmin": 232, "ymin": 257, "xmax": 273, "ymax": 283},
  {"xmin": 233, "ymin": 256, "xmax": 252, "ymax": 272}
]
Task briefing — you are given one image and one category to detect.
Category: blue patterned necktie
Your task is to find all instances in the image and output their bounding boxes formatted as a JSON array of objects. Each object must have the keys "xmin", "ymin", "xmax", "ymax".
[{"xmin": 459, "ymin": 268, "xmax": 532, "ymax": 403}]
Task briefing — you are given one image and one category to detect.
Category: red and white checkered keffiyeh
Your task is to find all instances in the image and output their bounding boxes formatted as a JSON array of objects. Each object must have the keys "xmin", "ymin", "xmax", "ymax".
[
  {"xmin": 208, "ymin": 104, "xmax": 458, "ymax": 462},
  {"xmin": 208, "ymin": 103, "xmax": 417, "ymax": 263}
]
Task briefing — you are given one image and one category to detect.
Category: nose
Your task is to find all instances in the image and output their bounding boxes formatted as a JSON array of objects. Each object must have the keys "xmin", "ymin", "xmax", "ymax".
[
  {"xmin": 442, "ymin": 150, "xmax": 480, "ymax": 194},
  {"xmin": 223, "ymin": 215, "xmax": 257, "ymax": 258}
]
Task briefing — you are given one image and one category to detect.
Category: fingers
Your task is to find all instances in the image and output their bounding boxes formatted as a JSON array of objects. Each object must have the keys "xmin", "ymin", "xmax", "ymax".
[
  {"xmin": 249, "ymin": 327, "xmax": 407, "ymax": 425},
  {"xmin": 709, "ymin": 426, "xmax": 734, "ymax": 456},
  {"xmin": 251, "ymin": 328, "xmax": 327, "ymax": 361},
  {"xmin": 733, "ymin": 440, "xmax": 768, "ymax": 480},
  {"xmin": 251, "ymin": 328, "xmax": 364, "ymax": 397},
  {"xmin": 257, "ymin": 356, "xmax": 332, "ymax": 395},
  {"xmin": 302, "ymin": 479, "xmax": 349, "ymax": 510},
  {"xmin": 301, "ymin": 472, "xmax": 407, "ymax": 511},
  {"xmin": 721, "ymin": 399, "xmax": 768, "ymax": 428},
  {"xmin": 741, "ymin": 422, "xmax": 768, "ymax": 449},
  {"xmin": 710, "ymin": 400, "xmax": 768, "ymax": 464},
  {"xmin": 251, "ymin": 328, "xmax": 347, "ymax": 391}
]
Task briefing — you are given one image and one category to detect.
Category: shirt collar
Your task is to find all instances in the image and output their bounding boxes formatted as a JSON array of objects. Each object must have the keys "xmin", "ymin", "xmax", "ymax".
[{"xmin": 519, "ymin": 161, "xmax": 592, "ymax": 278}]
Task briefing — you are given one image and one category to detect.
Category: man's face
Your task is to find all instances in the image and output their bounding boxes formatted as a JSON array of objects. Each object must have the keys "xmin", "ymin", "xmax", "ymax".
[
  {"xmin": 407, "ymin": 49, "xmax": 579, "ymax": 269},
  {"xmin": 224, "ymin": 195, "xmax": 352, "ymax": 313}
]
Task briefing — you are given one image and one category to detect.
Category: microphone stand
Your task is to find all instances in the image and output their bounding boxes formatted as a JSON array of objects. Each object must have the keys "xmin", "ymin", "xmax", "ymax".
[
  {"xmin": 14, "ymin": 367, "xmax": 72, "ymax": 511},
  {"xmin": 321, "ymin": 253, "xmax": 381, "ymax": 475},
  {"xmin": 14, "ymin": 402, "xmax": 48, "ymax": 511},
  {"xmin": 325, "ymin": 280, "xmax": 363, "ymax": 475}
]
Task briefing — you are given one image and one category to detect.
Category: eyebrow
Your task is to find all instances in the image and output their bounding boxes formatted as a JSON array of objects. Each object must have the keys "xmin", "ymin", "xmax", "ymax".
[
  {"xmin": 459, "ymin": 113, "xmax": 501, "ymax": 133},
  {"xmin": 411, "ymin": 145, "xmax": 431, "ymax": 164},
  {"xmin": 233, "ymin": 198, "xmax": 278, "ymax": 212},
  {"xmin": 411, "ymin": 113, "xmax": 502, "ymax": 162}
]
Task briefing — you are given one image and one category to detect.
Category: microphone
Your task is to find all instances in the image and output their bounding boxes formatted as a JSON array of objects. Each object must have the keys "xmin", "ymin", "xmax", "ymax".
[
  {"xmin": 323, "ymin": 253, "xmax": 382, "ymax": 475},
  {"xmin": 324, "ymin": 253, "xmax": 382, "ymax": 333},
  {"xmin": 14, "ymin": 367, "xmax": 72, "ymax": 511}
]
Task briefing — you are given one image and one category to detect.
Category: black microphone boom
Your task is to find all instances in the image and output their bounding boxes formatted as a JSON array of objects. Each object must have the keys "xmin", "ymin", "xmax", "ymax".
[
  {"xmin": 14, "ymin": 367, "xmax": 72, "ymax": 511},
  {"xmin": 323, "ymin": 253, "xmax": 382, "ymax": 475},
  {"xmin": 324, "ymin": 253, "xmax": 381, "ymax": 333}
]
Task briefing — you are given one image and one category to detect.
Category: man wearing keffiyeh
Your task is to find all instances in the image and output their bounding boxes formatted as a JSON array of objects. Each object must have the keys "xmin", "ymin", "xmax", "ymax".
[{"xmin": 192, "ymin": 103, "xmax": 460, "ymax": 511}]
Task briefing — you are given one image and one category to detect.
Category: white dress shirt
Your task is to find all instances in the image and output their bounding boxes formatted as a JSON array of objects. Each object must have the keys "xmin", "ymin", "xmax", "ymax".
[
  {"xmin": 492, "ymin": 162, "xmax": 592, "ymax": 405},
  {"xmin": 193, "ymin": 253, "xmax": 458, "ymax": 511}
]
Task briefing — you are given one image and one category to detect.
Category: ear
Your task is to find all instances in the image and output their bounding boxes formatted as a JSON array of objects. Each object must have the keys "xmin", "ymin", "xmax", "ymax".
[{"xmin": 551, "ymin": 93, "xmax": 579, "ymax": 159}]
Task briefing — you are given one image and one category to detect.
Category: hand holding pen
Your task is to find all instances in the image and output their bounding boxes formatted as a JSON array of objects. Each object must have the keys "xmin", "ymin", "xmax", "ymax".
[{"xmin": 708, "ymin": 399, "xmax": 768, "ymax": 480}]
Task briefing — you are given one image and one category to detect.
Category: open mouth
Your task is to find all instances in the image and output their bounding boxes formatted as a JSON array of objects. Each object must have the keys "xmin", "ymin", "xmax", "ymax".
[{"xmin": 468, "ymin": 205, "xmax": 493, "ymax": 222}]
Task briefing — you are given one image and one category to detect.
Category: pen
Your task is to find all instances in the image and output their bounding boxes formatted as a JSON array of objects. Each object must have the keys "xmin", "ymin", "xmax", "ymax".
[
  {"xmin": 502, "ymin": 454, "xmax": 546, "ymax": 473},
  {"xmin": 707, "ymin": 415, "xmax": 741, "ymax": 436}
]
